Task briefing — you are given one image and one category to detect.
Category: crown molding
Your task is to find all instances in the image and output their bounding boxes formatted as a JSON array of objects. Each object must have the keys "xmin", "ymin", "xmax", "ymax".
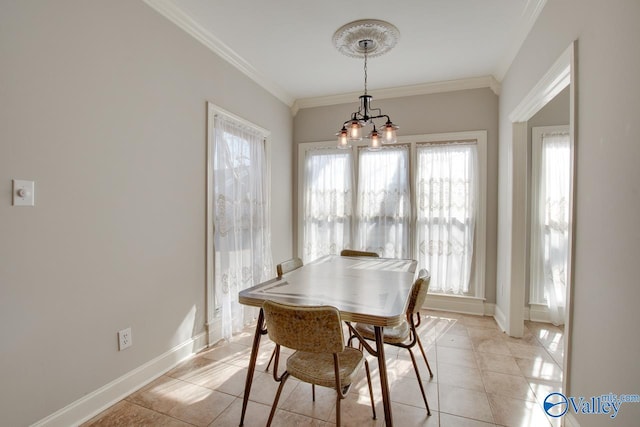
[
  {"xmin": 142, "ymin": 0, "xmax": 295, "ymax": 107},
  {"xmin": 494, "ymin": 0, "xmax": 547, "ymax": 80},
  {"xmin": 291, "ymin": 75, "xmax": 501, "ymax": 115}
]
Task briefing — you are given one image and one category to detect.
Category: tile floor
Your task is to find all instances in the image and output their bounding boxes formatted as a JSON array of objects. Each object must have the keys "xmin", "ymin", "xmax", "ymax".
[{"xmin": 82, "ymin": 312, "xmax": 564, "ymax": 426}]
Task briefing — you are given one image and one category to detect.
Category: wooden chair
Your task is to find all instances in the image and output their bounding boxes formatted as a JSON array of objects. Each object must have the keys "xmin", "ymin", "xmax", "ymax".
[
  {"xmin": 262, "ymin": 300, "xmax": 376, "ymax": 426},
  {"xmin": 276, "ymin": 257, "xmax": 303, "ymax": 277},
  {"xmin": 340, "ymin": 249, "xmax": 379, "ymax": 257},
  {"xmin": 348, "ymin": 269, "xmax": 433, "ymax": 415}
]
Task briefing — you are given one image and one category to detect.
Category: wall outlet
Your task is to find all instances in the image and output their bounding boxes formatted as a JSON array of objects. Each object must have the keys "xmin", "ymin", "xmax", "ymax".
[{"xmin": 118, "ymin": 327, "xmax": 132, "ymax": 351}]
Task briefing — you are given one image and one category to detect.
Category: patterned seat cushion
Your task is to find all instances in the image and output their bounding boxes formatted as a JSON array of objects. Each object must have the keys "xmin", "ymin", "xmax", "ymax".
[
  {"xmin": 354, "ymin": 320, "xmax": 410, "ymax": 344},
  {"xmin": 286, "ymin": 346, "xmax": 364, "ymax": 388}
]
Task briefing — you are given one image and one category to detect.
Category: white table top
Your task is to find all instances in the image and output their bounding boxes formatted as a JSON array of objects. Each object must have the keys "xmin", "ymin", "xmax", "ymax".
[{"xmin": 239, "ymin": 255, "xmax": 418, "ymax": 327}]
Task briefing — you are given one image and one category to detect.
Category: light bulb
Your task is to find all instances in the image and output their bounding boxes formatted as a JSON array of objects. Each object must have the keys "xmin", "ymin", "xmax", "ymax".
[
  {"xmin": 336, "ymin": 127, "xmax": 350, "ymax": 149},
  {"xmin": 348, "ymin": 120, "xmax": 363, "ymax": 141},
  {"xmin": 382, "ymin": 121, "xmax": 398, "ymax": 144},
  {"xmin": 368, "ymin": 129, "xmax": 381, "ymax": 150}
]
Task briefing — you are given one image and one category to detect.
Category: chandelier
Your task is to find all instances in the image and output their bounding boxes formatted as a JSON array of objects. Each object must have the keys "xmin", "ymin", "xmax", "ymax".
[{"xmin": 333, "ymin": 20, "xmax": 400, "ymax": 150}]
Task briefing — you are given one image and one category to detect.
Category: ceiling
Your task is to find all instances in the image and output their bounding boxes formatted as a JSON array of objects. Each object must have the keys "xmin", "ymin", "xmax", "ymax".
[{"xmin": 143, "ymin": 0, "xmax": 546, "ymax": 106}]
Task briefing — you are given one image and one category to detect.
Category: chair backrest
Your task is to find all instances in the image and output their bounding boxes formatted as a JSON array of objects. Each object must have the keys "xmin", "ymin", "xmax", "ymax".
[
  {"xmin": 262, "ymin": 300, "xmax": 345, "ymax": 354},
  {"xmin": 276, "ymin": 257, "xmax": 303, "ymax": 278},
  {"xmin": 340, "ymin": 249, "xmax": 379, "ymax": 257},
  {"xmin": 406, "ymin": 269, "xmax": 431, "ymax": 315}
]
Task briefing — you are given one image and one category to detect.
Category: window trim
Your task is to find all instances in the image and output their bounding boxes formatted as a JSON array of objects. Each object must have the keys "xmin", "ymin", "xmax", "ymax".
[{"xmin": 297, "ymin": 130, "xmax": 487, "ymax": 299}]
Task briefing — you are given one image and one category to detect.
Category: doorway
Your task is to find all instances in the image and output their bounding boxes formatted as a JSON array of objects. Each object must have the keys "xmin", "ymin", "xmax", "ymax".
[{"xmin": 508, "ymin": 41, "xmax": 577, "ymax": 399}]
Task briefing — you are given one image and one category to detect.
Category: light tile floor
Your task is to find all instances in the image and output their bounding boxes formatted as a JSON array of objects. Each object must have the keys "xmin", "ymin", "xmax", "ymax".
[{"xmin": 82, "ymin": 312, "xmax": 564, "ymax": 426}]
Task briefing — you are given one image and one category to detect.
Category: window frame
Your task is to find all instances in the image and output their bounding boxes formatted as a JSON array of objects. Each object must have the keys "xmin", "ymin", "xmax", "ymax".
[{"xmin": 297, "ymin": 130, "xmax": 487, "ymax": 299}]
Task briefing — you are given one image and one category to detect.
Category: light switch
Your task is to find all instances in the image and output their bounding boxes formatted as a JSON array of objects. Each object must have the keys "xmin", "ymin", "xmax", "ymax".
[{"xmin": 13, "ymin": 179, "xmax": 35, "ymax": 206}]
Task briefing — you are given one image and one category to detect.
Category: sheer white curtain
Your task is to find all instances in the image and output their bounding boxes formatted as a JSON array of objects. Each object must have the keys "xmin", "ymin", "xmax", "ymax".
[
  {"xmin": 416, "ymin": 143, "xmax": 477, "ymax": 295},
  {"xmin": 213, "ymin": 114, "xmax": 273, "ymax": 340},
  {"xmin": 356, "ymin": 145, "xmax": 410, "ymax": 258},
  {"xmin": 535, "ymin": 132, "xmax": 570, "ymax": 325},
  {"xmin": 303, "ymin": 148, "xmax": 353, "ymax": 262}
]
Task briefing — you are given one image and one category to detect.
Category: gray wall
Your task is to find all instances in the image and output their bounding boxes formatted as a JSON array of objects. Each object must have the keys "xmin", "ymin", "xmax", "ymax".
[
  {"xmin": 0, "ymin": 1, "xmax": 292, "ymax": 425},
  {"xmin": 293, "ymin": 88, "xmax": 499, "ymax": 303},
  {"xmin": 528, "ymin": 86, "xmax": 570, "ymax": 130},
  {"xmin": 499, "ymin": 1, "xmax": 640, "ymax": 425}
]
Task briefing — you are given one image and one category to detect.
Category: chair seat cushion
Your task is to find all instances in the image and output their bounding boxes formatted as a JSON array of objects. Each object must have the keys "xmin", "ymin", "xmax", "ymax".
[
  {"xmin": 286, "ymin": 347, "xmax": 364, "ymax": 388},
  {"xmin": 354, "ymin": 320, "xmax": 410, "ymax": 344}
]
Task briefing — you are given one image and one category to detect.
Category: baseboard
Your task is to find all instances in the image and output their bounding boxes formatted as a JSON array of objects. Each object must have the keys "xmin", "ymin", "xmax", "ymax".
[
  {"xmin": 564, "ymin": 412, "xmax": 580, "ymax": 427},
  {"xmin": 493, "ymin": 304, "xmax": 508, "ymax": 333},
  {"xmin": 31, "ymin": 332, "xmax": 208, "ymax": 427},
  {"xmin": 424, "ymin": 294, "xmax": 487, "ymax": 316},
  {"xmin": 528, "ymin": 303, "xmax": 552, "ymax": 323},
  {"xmin": 207, "ymin": 317, "xmax": 224, "ymax": 345},
  {"xmin": 483, "ymin": 302, "xmax": 496, "ymax": 316}
]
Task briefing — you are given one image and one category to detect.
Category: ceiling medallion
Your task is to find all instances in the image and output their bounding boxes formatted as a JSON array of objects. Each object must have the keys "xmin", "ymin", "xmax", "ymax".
[{"xmin": 332, "ymin": 19, "xmax": 400, "ymax": 58}]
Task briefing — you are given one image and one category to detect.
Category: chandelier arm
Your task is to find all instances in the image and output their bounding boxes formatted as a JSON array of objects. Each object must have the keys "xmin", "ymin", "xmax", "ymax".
[{"xmin": 369, "ymin": 107, "xmax": 383, "ymax": 117}]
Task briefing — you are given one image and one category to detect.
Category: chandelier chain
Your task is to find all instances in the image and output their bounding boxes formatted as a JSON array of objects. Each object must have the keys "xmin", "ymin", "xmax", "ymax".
[{"xmin": 363, "ymin": 41, "xmax": 368, "ymax": 96}]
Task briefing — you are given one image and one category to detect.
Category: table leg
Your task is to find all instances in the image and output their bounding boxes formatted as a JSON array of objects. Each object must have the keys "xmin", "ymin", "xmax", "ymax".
[
  {"xmin": 239, "ymin": 308, "xmax": 265, "ymax": 426},
  {"xmin": 375, "ymin": 326, "xmax": 393, "ymax": 426}
]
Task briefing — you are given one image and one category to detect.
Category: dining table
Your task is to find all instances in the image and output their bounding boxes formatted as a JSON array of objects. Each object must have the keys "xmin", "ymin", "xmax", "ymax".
[{"xmin": 237, "ymin": 254, "xmax": 418, "ymax": 426}]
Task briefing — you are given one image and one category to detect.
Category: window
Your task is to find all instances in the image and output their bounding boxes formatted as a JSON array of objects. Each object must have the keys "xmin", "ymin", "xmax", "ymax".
[
  {"xmin": 207, "ymin": 103, "xmax": 272, "ymax": 340},
  {"xmin": 356, "ymin": 145, "xmax": 410, "ymax": 258},
  {"xmin": 530, "ymin": 126, "xmax": 570, "ymax": 325},
  {"xmin": 302, "ymin": 148, "xmax": 353, "ymax": 261},
  {"xmin": 298, "ymin": 131, "xmax": 487, "ymax": 298},
  {"xmin": 416, "ymin": 143, "xmax": 477, "ymax": 295}
]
